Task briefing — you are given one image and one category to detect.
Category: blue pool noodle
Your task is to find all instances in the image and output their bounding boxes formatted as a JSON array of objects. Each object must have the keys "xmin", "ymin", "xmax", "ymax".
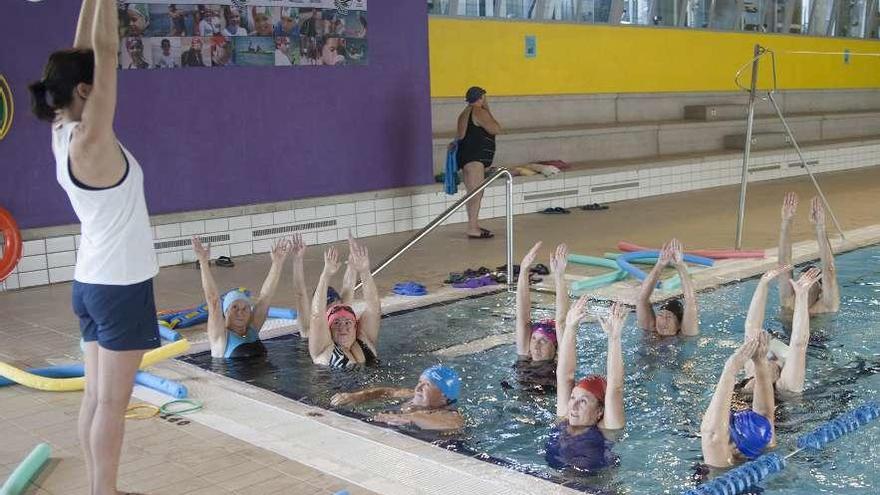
[
  {"xmin": 683, "ymin": 453, "xmax": 785, "ymax": 495},
  {"xmin": 157, "ymin": 323, "xmax": 182, "ymax": 342},
  {"xmin": 268, "ymin": 307, "xmax": 297, "ymax": 319},
  {"xmin": 617, "ymin": 250, "xmax": 714, "ymax": 288},
  {"xmin": 796, "ymin": 402, "xmax": 880, "ymax": 450},
  {"xmin": 0, "ymin": 364, "xmax": 187, "ymax": 398}
]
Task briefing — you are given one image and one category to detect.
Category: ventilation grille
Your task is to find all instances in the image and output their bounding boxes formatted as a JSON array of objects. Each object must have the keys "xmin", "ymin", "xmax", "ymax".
[
  {"xmin": 253, "ymin": 220, "xmax": 336, "ymax": 238},
  {"xmin": 522, "ymin": 189, "xmax": 578, "ymax": 202},
  {"xmin": 788, "ymin": 160, "xmax": 819, "ymax": 168},
  {"xmin": 154, "ymin": 234, "xmax": 230, "ymax": 250},
  {"xmin": 592, "ymin": 181, "xmax": 639, "ymax": 193},
  {"xmin": 749, "ymin": 165, "xmax": 781, "ymax": 173}
]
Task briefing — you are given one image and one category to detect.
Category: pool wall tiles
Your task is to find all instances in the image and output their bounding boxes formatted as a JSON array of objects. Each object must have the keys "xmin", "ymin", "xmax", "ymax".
[{"xmin": 2, "ymin": 141, "xmax": 879, "ymax": 291}]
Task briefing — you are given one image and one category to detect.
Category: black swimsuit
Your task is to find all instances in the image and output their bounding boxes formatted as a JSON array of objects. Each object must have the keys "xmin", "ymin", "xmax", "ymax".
[
  {"xmin": 329, "ymin": 339, "xmax": 378, "ymax": 368},
  {"xmin": 456, "ymin": 108, "xmax": 496, "ymax": 169}
]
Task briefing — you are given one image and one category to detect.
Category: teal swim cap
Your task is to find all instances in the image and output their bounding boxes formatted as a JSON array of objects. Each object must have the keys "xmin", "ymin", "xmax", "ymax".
[
  {"xmin": 222, "ymin": 289, "xmax": 253, "ymax": 317},
  {"xmin": 422, "ymin": 365, "xmax": 461, "ymax": 403}
]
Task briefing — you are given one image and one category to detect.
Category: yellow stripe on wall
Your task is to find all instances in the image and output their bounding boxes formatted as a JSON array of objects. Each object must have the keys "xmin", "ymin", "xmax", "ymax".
[{"xmin": 429, "ymin": 17, "xmax": 880, "ymax": 97}]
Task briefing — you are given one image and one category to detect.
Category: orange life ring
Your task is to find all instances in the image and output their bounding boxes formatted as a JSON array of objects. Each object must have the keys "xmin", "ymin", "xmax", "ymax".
[{"xmin": 0, "ymin": 207, "xmax": 22, "ymax": 282}]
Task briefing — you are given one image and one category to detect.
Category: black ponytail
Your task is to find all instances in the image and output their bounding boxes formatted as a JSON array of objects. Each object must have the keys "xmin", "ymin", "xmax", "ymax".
[
  {"xmin": 29, "ymin": 49, "xmax": 95, "ymax": 123},
  {"xmin": 28, "ymin": 81, "xmax": 56, "ymax": 122}
]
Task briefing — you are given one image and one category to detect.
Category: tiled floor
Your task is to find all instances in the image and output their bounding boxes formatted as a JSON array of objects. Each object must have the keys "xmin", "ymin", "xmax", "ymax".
[{"xmin": 1, "ymin": 166, "xmax": 879, "ymax": 494}]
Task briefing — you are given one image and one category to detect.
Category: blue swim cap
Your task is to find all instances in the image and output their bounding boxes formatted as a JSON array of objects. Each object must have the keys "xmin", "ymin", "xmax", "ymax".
[
  {"xmin": 729, "ymin": 410, "xmax": 772, "ymax": 459},
  {"xmin": 222, "ymin": 289, "xmax": 253, "ymax": 317},
  {"xmin": 422, "ymin": 365, "xmax": 461, "ymax": 403},
  {"xmin": 327, "ymin": 286, "xmax": 341, "ymax": 305}
]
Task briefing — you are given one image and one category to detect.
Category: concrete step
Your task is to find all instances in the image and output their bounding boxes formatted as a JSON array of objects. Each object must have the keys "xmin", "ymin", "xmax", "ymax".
[{"xmin": 723, "ymin": 132, "xmax": 791, "ymax": 150}]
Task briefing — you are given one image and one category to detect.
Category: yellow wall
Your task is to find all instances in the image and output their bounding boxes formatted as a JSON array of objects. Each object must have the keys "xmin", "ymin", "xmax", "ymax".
[{"xmin": 429, "ymin": 17, "xmax": 880, "ymax": 97}]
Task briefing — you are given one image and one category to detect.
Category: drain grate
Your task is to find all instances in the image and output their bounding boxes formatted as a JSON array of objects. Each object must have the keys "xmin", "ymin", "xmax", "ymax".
[
  {"xmin": 592, "ymin": 181, "xmax": 639, "ymax": 193},
  {"xmin": 154, "ymin": 234, "xmax": 230, "ymax": 250},
  {"xmin": 522, "ymin": 189, "xmax": 578, "ymax": 202}
]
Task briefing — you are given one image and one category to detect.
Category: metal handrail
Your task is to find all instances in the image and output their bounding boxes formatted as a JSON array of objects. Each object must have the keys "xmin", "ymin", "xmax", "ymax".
[{"xmin": 354, "ymin": 167, "xmax": 515, "ymax": 291}]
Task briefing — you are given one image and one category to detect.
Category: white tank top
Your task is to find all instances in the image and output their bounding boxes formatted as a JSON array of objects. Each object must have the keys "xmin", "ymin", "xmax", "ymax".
[{"xmin": 52, "ymin": 122, "xmax": 158, "ymax": 285}]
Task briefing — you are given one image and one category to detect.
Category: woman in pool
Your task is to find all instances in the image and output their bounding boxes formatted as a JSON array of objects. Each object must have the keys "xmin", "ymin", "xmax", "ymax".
[
  {"xmin": 514, "ymin": 242, "xmax": 570, "ymax": 389},
  {"xmin": 304, "ymin": 236, "xmax": 382, "ymax": 368},
  {"xmin": 637, "ymin": 238, "xmax": 699, "ymax": 336},
  {"xmin": 330, "ymin": 365, "xmax": 464, "ymax": 431},
  {"xmin": 289, "ymin": 233, "xmax": 357, "ymax": 339},
  {"xmin": 546, "ymin": 296, "xmax": 629, "ymax": 471},
  {"xmin": 778, "ymin": 192, "xmax": 840, "ymax": 316},
  {"xmin": 701, "ymin": 332, "xmax": 776, "ymax": 467},
  {"xmin": 742, "ymin": 265, "xmax": 821, "ymax": 394},
  {"xmin": 192, "ymin": 236, "xmax": 291, "ymax": 359}
]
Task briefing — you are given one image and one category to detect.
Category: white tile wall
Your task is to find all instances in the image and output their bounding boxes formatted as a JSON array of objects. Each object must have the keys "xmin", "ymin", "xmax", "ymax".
[{"xmin": 3, "ymin": 142, "xmax": 878, "ymax": 291}]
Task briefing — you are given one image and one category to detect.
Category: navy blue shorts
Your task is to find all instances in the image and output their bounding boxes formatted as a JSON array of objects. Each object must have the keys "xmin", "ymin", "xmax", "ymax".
[{"xmin": 72, "ymin": 278, "xmax": 160, "ymax": 351}]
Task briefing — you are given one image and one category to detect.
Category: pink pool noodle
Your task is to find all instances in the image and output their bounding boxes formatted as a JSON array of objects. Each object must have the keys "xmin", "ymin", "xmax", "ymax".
[{"xmin": 617, "ymin": 241, "xmax": 765, "ymax": 259}]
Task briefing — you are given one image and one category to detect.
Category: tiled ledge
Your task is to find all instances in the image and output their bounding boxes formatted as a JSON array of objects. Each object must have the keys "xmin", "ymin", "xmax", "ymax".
[{"xmin": 4, "ymin": 138, "xmax": 879, "ymax": 292}]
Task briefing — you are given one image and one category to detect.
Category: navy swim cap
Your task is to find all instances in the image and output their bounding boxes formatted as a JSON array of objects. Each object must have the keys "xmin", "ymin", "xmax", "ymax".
[
  {"xmin": 327, "ymin": 286, "xmax": 341, "ymax": 305},
  {"xmin": 465, "ymin": 86, "xmax": 486, "ymax": 104},
  {"xmin": 729, "ymin": 410, "xmax": 772, "ymax": 459}
]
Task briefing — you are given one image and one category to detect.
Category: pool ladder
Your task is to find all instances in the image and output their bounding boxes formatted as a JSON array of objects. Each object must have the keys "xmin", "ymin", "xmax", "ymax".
[{"xmin": 354, "ymin": 167, "xmax": 515, "ymax": 291}]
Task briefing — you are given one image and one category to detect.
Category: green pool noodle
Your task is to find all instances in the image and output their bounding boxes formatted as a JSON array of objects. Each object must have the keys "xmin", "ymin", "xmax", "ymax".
[
  {"xmin": 1, "ymin": 443, "xmax": 51, "ymax": 495},
  {"xmin": 568, "ymin": 254, "xmax": 627, "ymax": 293},
  {"xmin": 602, "ymin": 253, "xmax": 687, "ymax": 290}
]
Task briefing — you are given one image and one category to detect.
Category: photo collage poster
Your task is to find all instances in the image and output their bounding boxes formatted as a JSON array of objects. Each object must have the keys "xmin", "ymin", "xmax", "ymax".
[{"xmin": 118, "ymin": 1, "xmax": 368, "ymax": 70}]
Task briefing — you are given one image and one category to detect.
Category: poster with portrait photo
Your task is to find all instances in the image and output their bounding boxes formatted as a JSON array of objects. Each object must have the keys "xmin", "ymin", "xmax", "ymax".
[
  {"xmin": 344, "ymin": 37, "xmax": 367, "ymax": 65},
  {"xmin": 151, "ymin": 37, "xmax": 181, "ymax": 68},
  {"xmin": 179, "ymin": 37, "xmax": 212, "ymax": 68},
  {"xmin": 274, "ymin": 7, "xmax": 300, "ymax": 37},
  {"xmin": 194, "ymin": 4, "xmax": 224, "ymax": 37},
  {"xmin": 210, "ymin": 35, "xmax": 236, "ymax": 67},
  {"xmin": 220, "ymin": 5, "xmax": 250, "ymax": 37},
  {"xmin": 145, "ymin": 3, "xmax": 195, "ymax": 37},
  {"xmin": 120, "ymin": 37, "xmax": 153, "ymax": 70},
  {"xmin": 273, "ymin": 36, "xmax": 301, "ymax": 66},
  {"xmin": 233, "ymin": 36, "xmax": 274, "ymax": 67},
  {"xmin": 120, "ymin": 3, "xmax": 152, "ymax": 38},
  {"xmin": 247, "ymin": 6, "xmax": 279, "ymax": 36}
]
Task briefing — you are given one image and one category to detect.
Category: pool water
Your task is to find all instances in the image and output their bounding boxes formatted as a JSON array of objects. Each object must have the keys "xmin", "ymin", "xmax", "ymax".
[{"xmin": 181, "ymin": 246, "xmax": 880, "ymax": 494}]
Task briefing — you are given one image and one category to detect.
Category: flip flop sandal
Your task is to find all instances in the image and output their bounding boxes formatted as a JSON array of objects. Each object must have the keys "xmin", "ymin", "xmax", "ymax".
[
  {"xmin": 530, "ymin": 263, "xmax": 550, "ymax": 275},
  {"xmin": 476, "ymin": 266, "xmax": 491, "ymax": 276},
  {"xmin": 541, "ymin": 207, "xmax": 570, "ymax": 214},
  {"xmin": 215, "ymin": 256, "xmax": 235, "ymax": 267},
  {"xmin": 581, "ymin": 203, "xmax": 609, "ymax": 211},
  {"xmin": 444, "ymin": 273, "xmax": 466, "ymax": 284},
  {"xmin": 496, "ymin": 264, "xmax": 521, "ymax": 275},
  {"xmin": 467, "ymin": 228, "xmax": 494, "ymax": 239}
]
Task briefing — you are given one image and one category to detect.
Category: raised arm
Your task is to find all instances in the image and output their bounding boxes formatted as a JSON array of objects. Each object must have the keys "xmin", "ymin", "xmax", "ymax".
[
  {"xmin": 745, "ymin": 266, "xmax": 791, "ymax": 340},
  {"xmin": 599, "ymin": 302, "xmax": 629, "ymax": 430},
  {"xmin": 339, "ymin": 262, "xmax": 357, "ymax": 305},
  {"xmin": 550, "ymin": 244, "xmax": 571, "ymax": 341},
  {"xmin": 778, "ymin": 192, "xmax": 798, "ymax": 312},
  {"xmin": 349, "ymin": 236, "xmax": 381, "ymax": 347},
  {"xmin": 308, "ymin": 247, "xmax": 341, "ymax": 362},
  {"xmin": 557, "ymin": 295, "xmax": 589, "ymax": 418},
  {"xmin": 70, "ymin": 0, "xmax": 125, "ymax": 188},
  {"xmin": 670, "ymin": 239, "xmax": 699, "ymax": 336},
  {"xmin": 777, "ymin": 268, "xmax": 820, "ymax": 393},
  {"xmin": 516, "ymin": 242, "xmax": 542, "ymax": 357},
  {"xmin": 330, "ymin": 387, "xmax": 413, "ymax": 407},
  {"xmin": 750, "ymin": 332, "xmax": 776, "ymax": 446},
  {"xmin": 637, "ymin": 241, "xmax": 671, "ymax": 330},
  {"xmin": 290, "ymin": 234, "xmax": 311, "ymax": 338},
  {"xmin": 701, "ymin": 338, "xmax": 759, "ymax": 467},
  {"xmin": 74, "ymin": 0, "xmax": 98, "ymax": 49},
  {"xmin": 810, "ymin": 197, "xmax": 840, "ymax": 313},
  {"xmin": 250, "ymin": 239, "xmax": 291, "ymax": 331},
  {"xmin": 192, "ymin": 237, "xmax": 227, "ymax": 354}
]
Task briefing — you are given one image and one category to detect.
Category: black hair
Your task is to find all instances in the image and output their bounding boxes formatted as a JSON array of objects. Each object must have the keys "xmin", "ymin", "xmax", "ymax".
[
  {"xmin": 28, "ymin": 49, "xmax": 94, "ymax": 122},
  {"xmin": 660, "ymin": 298, "xmax": 684, "ymax": 323}
]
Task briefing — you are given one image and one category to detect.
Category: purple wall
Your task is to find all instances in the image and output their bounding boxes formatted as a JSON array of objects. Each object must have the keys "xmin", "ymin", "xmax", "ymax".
[{"xmin": 0, "ymin": 2, "xmax": 432, "ymax": 229}]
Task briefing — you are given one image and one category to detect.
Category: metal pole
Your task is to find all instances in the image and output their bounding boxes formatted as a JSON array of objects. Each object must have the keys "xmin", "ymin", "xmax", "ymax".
[
  {"xmin": 766, "ymin": 92, "xmax": 846, "ymax": 240},
  {"xmin": 735, "ymin": 44, "xmax": 763, "ymax": 250},
  {"xmin": 355, "ymin": 168, "xmax": 515, "ymax": 291},
  {"xmin": 505, "ymin": 170, "xmax": 514, "ymax": 291}
]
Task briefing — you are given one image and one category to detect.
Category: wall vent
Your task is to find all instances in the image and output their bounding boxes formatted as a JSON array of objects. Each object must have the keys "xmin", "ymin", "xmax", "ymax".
[
  {"xmin": 253, "ymin": 220, "xmax": 337, "ymax": 238},
  {"xmin": 592, "ymin": 181, "xmax": 639, "ymax": 192},
  {"xmin": 154, "ymin": 234, "xmax": 230, "ymax": 250},
  {"xmin": 522, "ymin": 189, "xmax": 578, "ymax": 202}
]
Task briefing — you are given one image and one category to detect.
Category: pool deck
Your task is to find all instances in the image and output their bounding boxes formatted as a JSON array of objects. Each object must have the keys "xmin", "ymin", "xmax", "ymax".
[{"xmin": 2, "ymin": 166, "xmax": 880, "ymax": 494}]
